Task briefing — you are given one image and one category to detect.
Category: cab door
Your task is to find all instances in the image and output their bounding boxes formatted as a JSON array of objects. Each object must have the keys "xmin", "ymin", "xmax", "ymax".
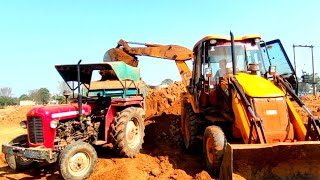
[{"xmin": 260, "ymin": 39, "xmax": 298, "ymax": 93}]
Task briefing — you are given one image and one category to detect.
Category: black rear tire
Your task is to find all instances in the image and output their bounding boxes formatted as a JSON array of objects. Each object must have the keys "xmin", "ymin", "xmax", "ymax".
[
  {"xmin": 59, "ymin": 141, "xmax": 97, "ymax": 180},
  {"xmin": 203, "ymin": 125, "xmax": 226, "ymax": 178},
  {"xmin": 181, "ymin": 103, "xmax": 200, "ymax": 152},
  {"xmin": 5, "ymin": 134, "xmax": 38, "ymax": 171},
  {"xmin": 111, "ymin": 107, "xmax": 145, "ymax": 157}
]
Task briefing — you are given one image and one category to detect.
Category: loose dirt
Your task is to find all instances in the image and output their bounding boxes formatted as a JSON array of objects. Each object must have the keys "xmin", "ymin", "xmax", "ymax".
[
  {"xmin": 0, "ymin": 82, "xmax": 211, "ymax": 180},
  {"xmin": 293, "ymin": 94, "xmax": 320, "ymax": 124},
  {"xmin": 1, "ymin": 83, "xmax": 319, "ymax": 180}
]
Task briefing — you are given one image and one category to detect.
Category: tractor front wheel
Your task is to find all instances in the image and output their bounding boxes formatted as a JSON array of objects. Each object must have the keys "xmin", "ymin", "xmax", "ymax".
[
  {"xmin": 111, "ymin": 107, "xmax": 145, "ymax": 157},
  {"xmin": 5, "ymin": 134, "xmax": 38, "ymax": 171},
  {"xmin": 59, "ymin": 141, "xmax": 97, "ymax": 180},
  {"xmin": 203, "ymin": 125, "xmax": 226, "ymax": 178}
]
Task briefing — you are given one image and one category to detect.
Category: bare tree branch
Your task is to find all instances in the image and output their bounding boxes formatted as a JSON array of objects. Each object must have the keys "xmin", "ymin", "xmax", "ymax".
[{"xmin": 0, "ymin": 87, "xmax": 12, "ymax": 97}]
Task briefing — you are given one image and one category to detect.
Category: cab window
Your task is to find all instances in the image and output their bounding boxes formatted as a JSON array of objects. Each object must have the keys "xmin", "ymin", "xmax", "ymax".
[{"xmin": 261, "ymin": 40, "xmax": 294, "ymax": 75}]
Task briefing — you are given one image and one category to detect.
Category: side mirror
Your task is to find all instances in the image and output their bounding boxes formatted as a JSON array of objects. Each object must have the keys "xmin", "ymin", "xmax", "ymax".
[
  {"xmin": 205, "ymin": 67, "xmax": 212, "ymax": 78},
  {"xmin": 269, "ymin": 66, "xmax": 276, "ymax": 76},
  {"xmin": 204, "ymin": 67, "xmax": 213, "ymax": 94}
]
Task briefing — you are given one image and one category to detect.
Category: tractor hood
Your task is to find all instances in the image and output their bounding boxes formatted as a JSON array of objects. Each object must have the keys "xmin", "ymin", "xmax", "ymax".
[
  {"xmin": 235, "ymin": 73, "xmax": 284, "ymax": 97},
  {"xmin": 27, "ymin": 104, "xmax": 91, "ymax": 121},
  {"xmin": 26, "ymin": 104, "xmax": 91, "ymax": 148}
]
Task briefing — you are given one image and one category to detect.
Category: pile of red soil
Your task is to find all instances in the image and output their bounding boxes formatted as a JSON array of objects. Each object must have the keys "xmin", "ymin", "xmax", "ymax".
[
  {"xmin": 293, "ymin": 95, "xmax": 320, "ymax": 124},
  {"xmin": 145, "ymin": 81, "xmax": 185, "ymax": 118},
  {"xmin": 0, "ymin": 106, "xmax": 33, "ymax": 127}
]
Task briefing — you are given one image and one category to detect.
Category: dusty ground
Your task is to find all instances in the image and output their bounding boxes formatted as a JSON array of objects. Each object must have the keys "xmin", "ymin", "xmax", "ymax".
[
  {"xmin": 293, "ymin": 94, "xmax": 320, "ymax": 123},
  {"xmin": 1, "ymin": 83, "xmax": 320, "ymax": 180},
  {"xmin": 0, "ymin": 82, "xmax": 212, "ymax": 180}
]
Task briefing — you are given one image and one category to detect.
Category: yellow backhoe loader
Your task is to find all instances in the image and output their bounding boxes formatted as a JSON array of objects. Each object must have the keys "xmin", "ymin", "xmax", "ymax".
[{"xmin": 103, "ymin": 34, "xmax": 320, "ymax": 179}]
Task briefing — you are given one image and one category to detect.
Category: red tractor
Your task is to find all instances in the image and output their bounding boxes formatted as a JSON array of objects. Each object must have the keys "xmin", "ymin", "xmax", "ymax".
[{"xmin": 2, "ymin": 61, "xmax": 146, "ymax": 179}]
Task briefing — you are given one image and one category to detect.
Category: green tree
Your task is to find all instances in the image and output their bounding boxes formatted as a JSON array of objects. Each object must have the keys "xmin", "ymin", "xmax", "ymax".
[
  {"xmin": 300, "ymin": 71, "xmax": 320, "ymax": 94},
  {"xmin": 28, "ymin": 88, "xmax": 50, "ymax": 104},
  {"xmin": 0, "ymin": 96, "xmax": 18, "ymax": 106},
  {"xmin": 29, "ymin": 89, "xmax": 38, "ymax": 101},
  {"xmin": 161, "ymin": 78, "xmax": 174, "ymax": 85},
  {"xmin": 19, "ymin": 94, "xmax": 30, "ymax": 100},
  {"xmin": 52, "ymin": 94, "xmax": 66, "ymax": 104},
  {"xmin": 38, "ymin": 88, "xmax": 50, "ymax": 104},
  {"xmin": 0, "ymin": 87, "xmax": 18, "ymax": 106}
]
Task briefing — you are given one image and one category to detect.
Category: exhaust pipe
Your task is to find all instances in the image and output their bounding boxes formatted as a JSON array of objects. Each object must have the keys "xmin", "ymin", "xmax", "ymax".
[
  {"xmin": 77, "ymin": 59, "xmax": 82, "ymax": 121},
  {"xmin": 230, "ymin": 31, "xmax": 236, "ymax": 75}
]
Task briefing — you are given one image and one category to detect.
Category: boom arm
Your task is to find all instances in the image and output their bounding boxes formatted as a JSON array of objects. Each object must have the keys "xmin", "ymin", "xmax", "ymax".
[{"xmin": 103, "ymin": 39, "xmax": 193, "ymax": 86}]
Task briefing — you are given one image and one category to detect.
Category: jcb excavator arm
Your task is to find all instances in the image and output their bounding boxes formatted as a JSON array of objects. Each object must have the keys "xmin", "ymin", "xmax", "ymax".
[{"xmin": 102, "ymin": 39, "xmax": 193, "ymax": 86}]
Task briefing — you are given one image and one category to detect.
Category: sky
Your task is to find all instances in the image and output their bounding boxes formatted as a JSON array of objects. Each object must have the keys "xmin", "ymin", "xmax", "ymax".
[{"xmin": 1, "ymin": 0, "xmax": 320, "ymax": 97}]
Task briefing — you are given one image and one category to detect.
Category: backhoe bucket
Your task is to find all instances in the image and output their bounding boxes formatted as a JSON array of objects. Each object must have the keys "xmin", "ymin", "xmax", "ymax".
[{"xmin": 220, "ymin": 142, "xmax": 320, "ymax": 180}]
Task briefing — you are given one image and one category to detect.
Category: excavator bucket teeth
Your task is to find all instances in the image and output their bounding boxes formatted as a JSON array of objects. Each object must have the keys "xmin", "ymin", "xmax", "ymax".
[{"xmin": 220, "ymin": 142, "xmax": 320, "ymax": 180}]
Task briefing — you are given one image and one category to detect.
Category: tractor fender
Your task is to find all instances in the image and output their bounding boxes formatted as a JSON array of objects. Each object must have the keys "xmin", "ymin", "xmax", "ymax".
[{"xmin": 105, "ymin": 105, "xmax": 117, "ymax": 142}]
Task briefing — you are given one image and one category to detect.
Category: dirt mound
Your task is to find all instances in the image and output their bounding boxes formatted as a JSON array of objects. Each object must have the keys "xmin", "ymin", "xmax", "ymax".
[
  {"xmin": 0, "ymin": 106, "xmax": 33, "ymax": 127},
  {"xmin": 143, "ymin": 81, "xmax": 186, "ymax": 148},
  {"xmin": 145, "ymin": 81, "xmax": 185, "ymax": 118},
  {"xmin": 293, "ymin": 95, "xmax": 320, "ymax": 124},
  {"xmin": 300, "ymin": 94, "xmax": 320, "ymax": 102},
  {"xmin": 0, "ymin": 81, "xmax": 186, "ymax": 127}
]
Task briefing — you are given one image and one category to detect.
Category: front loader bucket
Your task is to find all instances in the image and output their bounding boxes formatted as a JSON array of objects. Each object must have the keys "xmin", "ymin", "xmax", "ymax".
[{"xmin": 220, "ymin": 142, "xmax": 320, "ymax": 180}]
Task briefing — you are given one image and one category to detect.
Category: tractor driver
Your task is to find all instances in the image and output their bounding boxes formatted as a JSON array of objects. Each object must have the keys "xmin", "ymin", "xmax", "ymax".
[
  {"xmin": 96, "ymin": 93, "xmax": 104, "ymax": 106},
  {"xmin": 94, "ymin": 93, "xmax": 111, "ymax": 115},
  {"xmin": 96, "ymin": 93, "xmax": 111, "ymax": 109}
]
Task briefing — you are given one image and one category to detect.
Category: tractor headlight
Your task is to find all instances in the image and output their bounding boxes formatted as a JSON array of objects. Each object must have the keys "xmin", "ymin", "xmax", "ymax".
[
  {"xmin": 50, "ymin": 120, "xmax": 59, "ymax": 128},
  {"xmin": 20, "ymin": 120, "xmax": 27, "ymax": 129}
]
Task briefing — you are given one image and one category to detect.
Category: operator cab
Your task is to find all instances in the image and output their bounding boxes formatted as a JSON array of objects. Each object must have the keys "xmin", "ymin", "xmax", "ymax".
[
  {"xmin": 190, "ymin": 34, "xmax": 297, "ymax": 108},
  {"xmin": 207, "ymin": 42, "xmax": 265, "ymax": 81}
]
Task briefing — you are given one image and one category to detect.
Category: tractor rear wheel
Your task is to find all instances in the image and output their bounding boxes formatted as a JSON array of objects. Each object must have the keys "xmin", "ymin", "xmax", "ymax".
[
  {"xmin": 203, "ymin": 125, "xmax": 226, "ymax": 178},
  {"xmin": 181, "ymin": 103, "xmax": 200, "ymax": 152},
  {"xmin": 59, "ymin": 141, "xmax": 97, "ymax": 180},
  {"xmin": 5, "ymin": 134, "xmax": 38, "ymax": 171},
  {"xmin": 111, "ymin": 107, "xmax": 145, "ymax": 157}
]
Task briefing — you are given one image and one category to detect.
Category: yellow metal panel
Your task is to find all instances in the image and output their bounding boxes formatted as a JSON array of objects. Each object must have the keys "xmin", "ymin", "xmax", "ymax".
[
  {"xmin": 253, "ymin": 97, "xmax": 294, "ymax": 142},
  {"xmin": 285, "ymin": 96, "xmax": 306, "ymax": 140},
  {"xmin": 193, "ymin": 34, "xmax": 261, "ymax": 50},
  {"xmin": 235, "ymin": 73, "xmax": 285, "ymax": 97},
  {"xmin": 175, "ymin": 61, "xmax": 192, "ymax": 87},
  {"xmin": 273, "ymin": 82, "xmax": 306, "ymax": 140},
  {"xmin": 231, "ymin": 89, "xmax": 251, "ymax": 143},
  {"xmin": 181, "ymin": 92, "xmax": 200, "ymax": 113}
]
